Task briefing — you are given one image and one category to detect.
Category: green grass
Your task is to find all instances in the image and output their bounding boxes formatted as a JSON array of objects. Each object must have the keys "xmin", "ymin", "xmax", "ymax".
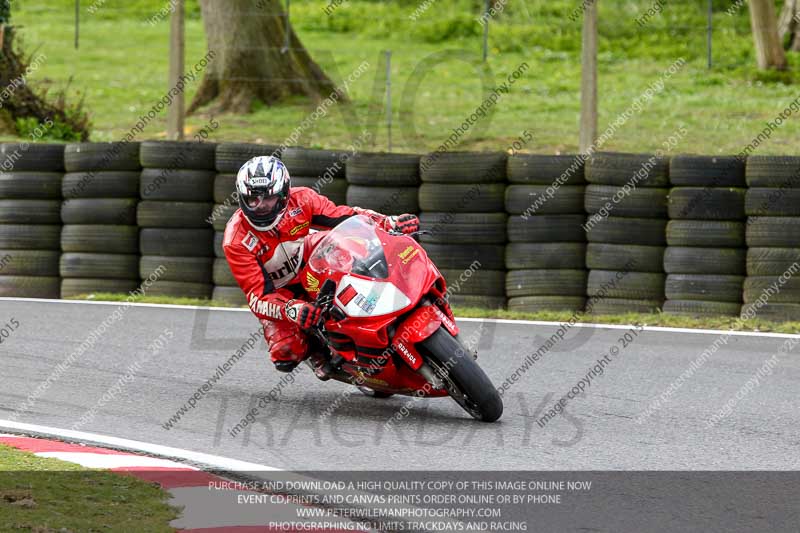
[
  {"xmin": 66, "ymin": 292, "xmax": 800, "ymax": 334},
  {"xmin": 9, "ymin": 0, "xmax": 800, "ymax": 154},
  {"xmin": 0, "ymin": 443, "xmax": 179, "ymax": 532}
]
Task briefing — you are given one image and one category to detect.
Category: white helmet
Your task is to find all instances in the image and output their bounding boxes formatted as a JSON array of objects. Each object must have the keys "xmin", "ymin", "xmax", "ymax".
[{"xmin": 236, "ymin": 156, "xmax": 291, "ymax": 231}]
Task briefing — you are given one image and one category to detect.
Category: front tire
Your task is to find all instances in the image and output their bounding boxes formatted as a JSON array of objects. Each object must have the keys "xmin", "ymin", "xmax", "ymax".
[{"xmin": 418, "ymin": 327, "xmax": 503, "ymax": 422}]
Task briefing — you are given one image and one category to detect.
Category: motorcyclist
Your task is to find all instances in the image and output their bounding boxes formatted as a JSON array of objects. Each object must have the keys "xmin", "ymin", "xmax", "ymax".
[{"xmin": 223, "ymin": 155, "xmax": 419, "ymax": 373}]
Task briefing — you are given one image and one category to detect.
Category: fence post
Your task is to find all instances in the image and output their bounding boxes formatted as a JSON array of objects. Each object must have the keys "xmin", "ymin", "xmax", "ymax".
[
  {"xmin": 579, "ymin": 0, "xmax": 598, "ymax": 152},
  {"xmin": 482, "ymin": 0, "xmax": 490, "ymax": 61},
  {"xmin": 385, "ymin": 50, "xmax": 392, "ymax": 153},
  {"xmin": 167, "ymin": 0, "xmax": 185, "ymax": 140},
  {"xmin": 707, "ymin": 0, "xmax": 713, "ymax": 69},
  {"xmin": 282, "ymin": 0, "xmax": 291, "ymax": 53},
  {"xmin": 74, "ymin": 0, "xmax": 79, "ymax": 49}
]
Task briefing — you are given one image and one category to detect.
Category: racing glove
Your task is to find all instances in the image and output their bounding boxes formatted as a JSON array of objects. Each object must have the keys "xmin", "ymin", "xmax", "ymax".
[
  {"xmin": 387, "ymin": 214, "xmax": 420, "ymax": 235},
  {"xmin": 285, "ymin": 299, "xmax": 323, "ymax": 330}
]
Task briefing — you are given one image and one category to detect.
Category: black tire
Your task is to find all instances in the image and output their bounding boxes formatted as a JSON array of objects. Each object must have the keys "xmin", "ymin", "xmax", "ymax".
[
  {"xmin": 420, "ymin": 212, "xmax": 506, "ymax": 244},
  {"xmin": 0, "ymin": 225, "xmax": 61, "ymax": 250},
  {"xmin": 505, "ymin": 185, "xmax": 584, "ymax": 215},
  {"xmin": 745, "ymin": 188, "xmax": 800, "ymax": 216},
  {"xmin": 139, "ymin": 228, "xmax": 214, "ymax": 257},
  {"xmin": 213, "ymin": 258, "xmax": 236, "ymax": 285},
  {"xmin": 140, "ymin": 256, "xmax": 212, "ymax": 283},
  {"xmin": 346, "ymin": 153, "xmax": 420, "ymax": 186},
  {"xmin": 144, "ymin": 280, "xmax": 213, "ymax": 299},
  {"xmin": 64, "ymin": 142, "xmax": 141, "ymax": 172},
  {"xmin": 212, "ymin": 285, "xmax": 247, "ymax": 306},
  {"xmin": 663, "ymin": 247, "xmax": 745, "ymax": 275},
  {"xmin": 506, "ymin": 214, "xmax": 586, "ymax": 243},
  {"xmin": 139, "ymin": 141, "xmax": 216, "ymax": 170},
  {"xmin": 741, "ymin": 302, "xmax": 800, "ymax": 323},
  {"xmin": 584, "ymin": 185, "xmax": 668, "ymax": 218},
  {"xmin": 0, "ymin": 275, "xmax": 61, "ymax": 298},
  {"xmin": 586, "ymin": 243, "xmax": 664, "ymax": 273},
  {"xmin": 140, "ymin": 168, "xmax": 215, "ymax": 201},
  {"xmin": 746, "ymin": 217, "xmax": 800, "ymax": 247},
  {"xmin": 506, "ymin": 269, "xmax": 587, "ymax": 298},
  {"xmin": 62, "ymin": 171, "xmax": 140, "ymax": 199},
  {"xmin": 665, "ymin": 274, "xmax": 744, "ymax": 303},
  {"xmin": 280, "ymin": 147, "xmax": 347, "ymax": 178},
  {"xmin": 60, "ymin": 278, "xmax": 140, "ymax": 299},
  {"xmin": 586, "ymin": 216, "xmax": 666, "ymax": 245},
  {"xmin": 214, "ymin": 231, "xmax": 225, "ymax": 257},
  {"xmin": 745, "ymin": 156, "xmax": 800, "ymax": 188},
  {"xmin": 585, "ymin": 152, "xmax": 669, "ymax": 187},
  {"xmin": 346, "ymin": 185, "xmax": 419, "ymax": 214},
  {"xmin": 585, "ymin": 297, "xmax": 662, "ymax": 314},
  {"xmin": 61, "ymin": 198, "xmax": 138, "ymax": 225},
  {"xmin": 743, "ymin": 276, "xmax": 800, "ymax": 304},
  {"xmin": 669, "ymin": 155, "xmax": 745, "ymax": 187},
  {"xmin": 666, "ymin": 220, "xmax": 745, "ymax": 247},
  {"xmin": 137, "ymin": 201, "xmax": 213, "ymax": 229},
  {"xmin": 747, "ymin": 248, "xmax": 800, "ymax": 276},
  {"xmin": 446, "ymin": 294, "xmax": 506, "ymax": 309},
  {"xmin": 419, "ymin": 183, "xmax": 505, "ymax": 213},
  {"xmin": 210, "ymin": 203, "xmax": 238, "ymax": 231},
  {"xmin": 440, "ymin": 268, "xmax": 505, "ymax": 296},
  {"xmin": 0, "ymin": 250, "xmax": 59, "ymax": 276},
  {"xmin": 61, "ymin": 225, "xmax": 138, "ymax": 254},
  {"xmin": 667, "ymin": 187, "xmax": 746, "ymax": 220},
  {"xmin": 0, "ymin": 172, "xmax": 62, "ymax": 199},
  {"xmin": 215, "ymin": 142, "xmax": 281, "ymax": 173},
  {"xmin": 420, "ymin": 152, "xmax": 506, "ymax": 184},
  {"xmin": 292, "ymin": 177, "xmax": 348, "ymax": 205},
  {"xmin": 663, "ymin": 299, "xmax": 742, "ymax": 317},
  {"xmin": 505, "ymin": 242, "xmax": 586, "ymax": 270},
  {"xmin": 213, "ymin": 173, "xmax": 236, "ymax": 203},
  {"xmin": 421, "ymin": 243, "xmax": 505, "ymax": 270},
  {"xmin": 587, "ymin": 270, "xmax": 665, "ymax": 300},
  {"xmin": 507, "ymin": 154, "xmax": 585, "ymax": 185},
  {"xmin": 59, "ymin": 253, "xmax": 139, "ymax": 279},
  {"xmin": 507, "ymin": 295, "xmax": 585, "ymax": 313},
  {"xmin": 0, "ymin": 144, "xmax": 64, "ymax": 172},
  {"xmin": 418, "ymin": 326, "xmax": 503, "ymax": 422},
  {"xmin": 0, "ymin": 200, "xmax": 61, "ymax": 224}
]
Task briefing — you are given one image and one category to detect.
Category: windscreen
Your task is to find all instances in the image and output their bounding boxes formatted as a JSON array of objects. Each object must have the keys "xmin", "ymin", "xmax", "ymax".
[{"xmin": 307, "ymin": 215, "xmax": 389, "ymax": 279}]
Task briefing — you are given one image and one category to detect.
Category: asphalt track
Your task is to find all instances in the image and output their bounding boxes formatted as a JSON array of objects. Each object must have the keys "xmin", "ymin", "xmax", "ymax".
[{"xmin": 1, "ymin": 298, "xmax": 798, "ymax": 471}]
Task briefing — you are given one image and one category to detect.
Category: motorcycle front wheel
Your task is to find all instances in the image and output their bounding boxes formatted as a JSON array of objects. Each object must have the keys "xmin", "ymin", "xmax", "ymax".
[{"xmin": 418, "ymin": 327, "xmax": 503, "ymax": 422}]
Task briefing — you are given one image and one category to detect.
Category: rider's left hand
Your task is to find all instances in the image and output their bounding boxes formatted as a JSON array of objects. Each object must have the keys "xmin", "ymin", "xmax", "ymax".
[{"xmin": 389, "ymin": 214, "xmax": 419, "ymax": 235}]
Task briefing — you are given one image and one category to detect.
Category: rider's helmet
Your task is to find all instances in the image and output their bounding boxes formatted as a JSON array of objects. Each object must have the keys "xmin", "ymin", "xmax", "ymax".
[{"xmin": 236, "ymin": 155, "xmax": 291, "ymax": 231}]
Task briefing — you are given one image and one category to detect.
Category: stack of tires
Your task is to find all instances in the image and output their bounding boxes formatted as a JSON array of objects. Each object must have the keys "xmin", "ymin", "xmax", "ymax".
[
  {"xmin": 504, "ymin": 154, "xmax": 587, "ymax": 313},
  {"xmin": 346, "ymin": 152, "xmax": 420, "ymax": 215},
  {"xmin": 743, "ymin": 156, "xmax": 800, "ymax": 322},
  {"xmin": 418, "ymin": 152, "xmax": 506, "ymax": 309},
  {"xmin": 211, "ymin": 143, "xmax": 280, "ymax": 305},
  {"xmin": 584, "ymin": 152, "xmax": 669, "ymax": 314},
  {"xmin": 282, "ymin": 147, "xmax": 348, "ymax": 205},
  {"xmin": 663, "ymin": 156, "xmax": 747, "ymax": 317},
  {"xmin": 138, "ymin": 141, "xmax": 216, "ymax": 299},
  {"xmin": 60, "ymin": 142, "xmax": 143, "ymax": 298},
  {"xmin": 0, "ymin": 144, "xmax": 64, "ymax": 298}
]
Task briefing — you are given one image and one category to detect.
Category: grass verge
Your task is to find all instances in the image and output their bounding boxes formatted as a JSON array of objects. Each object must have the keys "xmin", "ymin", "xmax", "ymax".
[
  {"xmin": 0, "ymin": 443, "xmax": 179, "ymax": 532},
  {"xmin": 66, "ymin": 293, "xmax": 800, "ymax": 334}
]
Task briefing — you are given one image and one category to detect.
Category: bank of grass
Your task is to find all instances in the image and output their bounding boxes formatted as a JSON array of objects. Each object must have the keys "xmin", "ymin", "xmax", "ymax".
[
  {"xmin": 9, "ymin": 0, "xmax": 800, "ymax": 154},
  {"xmin": 0, "ymin": 443, "xmax": 179, "ymax": 532},
  {"xmin": 66, "ymin": 293, "xmax": 800, "ymax": 334}
]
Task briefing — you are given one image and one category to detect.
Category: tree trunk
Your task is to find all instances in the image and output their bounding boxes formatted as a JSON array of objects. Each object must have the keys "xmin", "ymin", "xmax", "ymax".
[
  {"xmin": 749, "ymin": 0, "xmax": 787, "ymax": 70},
  {"xmin": 189, "ymin": 0, "xmax": 340, "ymax": 114},
  {"xmin": 778, "ymin": 0, "xmax": 800, "ymax": 51}
]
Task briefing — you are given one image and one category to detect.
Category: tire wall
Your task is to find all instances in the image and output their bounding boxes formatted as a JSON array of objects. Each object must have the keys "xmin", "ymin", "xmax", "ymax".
[{"xmin": 1, "ymin": 145, "xmax": 799, "ymax": 321}]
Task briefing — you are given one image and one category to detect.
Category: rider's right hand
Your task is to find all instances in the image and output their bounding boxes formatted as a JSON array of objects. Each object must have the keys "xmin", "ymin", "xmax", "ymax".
[{"xmin": 285, "ymin": 300, "xmax": 323, "ymax": 330}]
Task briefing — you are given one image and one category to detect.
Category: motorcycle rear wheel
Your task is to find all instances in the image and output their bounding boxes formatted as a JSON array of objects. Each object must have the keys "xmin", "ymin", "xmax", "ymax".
[{"xmin": 418, "ymin": 327, "xmax": 503, "ymax": 422}]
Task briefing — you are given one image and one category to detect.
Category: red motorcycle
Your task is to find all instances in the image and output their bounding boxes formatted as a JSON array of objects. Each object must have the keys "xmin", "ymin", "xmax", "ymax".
[{"xmin": 299, "ymin": 215, "xmax": 503, "ymax": 422}]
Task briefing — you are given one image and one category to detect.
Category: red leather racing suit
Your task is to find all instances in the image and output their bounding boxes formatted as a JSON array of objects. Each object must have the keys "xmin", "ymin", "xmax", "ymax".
[{"xmin": 223, "ymin": 186, "xmax": 392, "ymax": 365}]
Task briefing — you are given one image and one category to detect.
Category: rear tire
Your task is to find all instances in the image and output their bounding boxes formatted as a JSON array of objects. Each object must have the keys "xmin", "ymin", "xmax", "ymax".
[{"xmin": 418, "ymin": 327, "xmax": 503, "ymax": 422}]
